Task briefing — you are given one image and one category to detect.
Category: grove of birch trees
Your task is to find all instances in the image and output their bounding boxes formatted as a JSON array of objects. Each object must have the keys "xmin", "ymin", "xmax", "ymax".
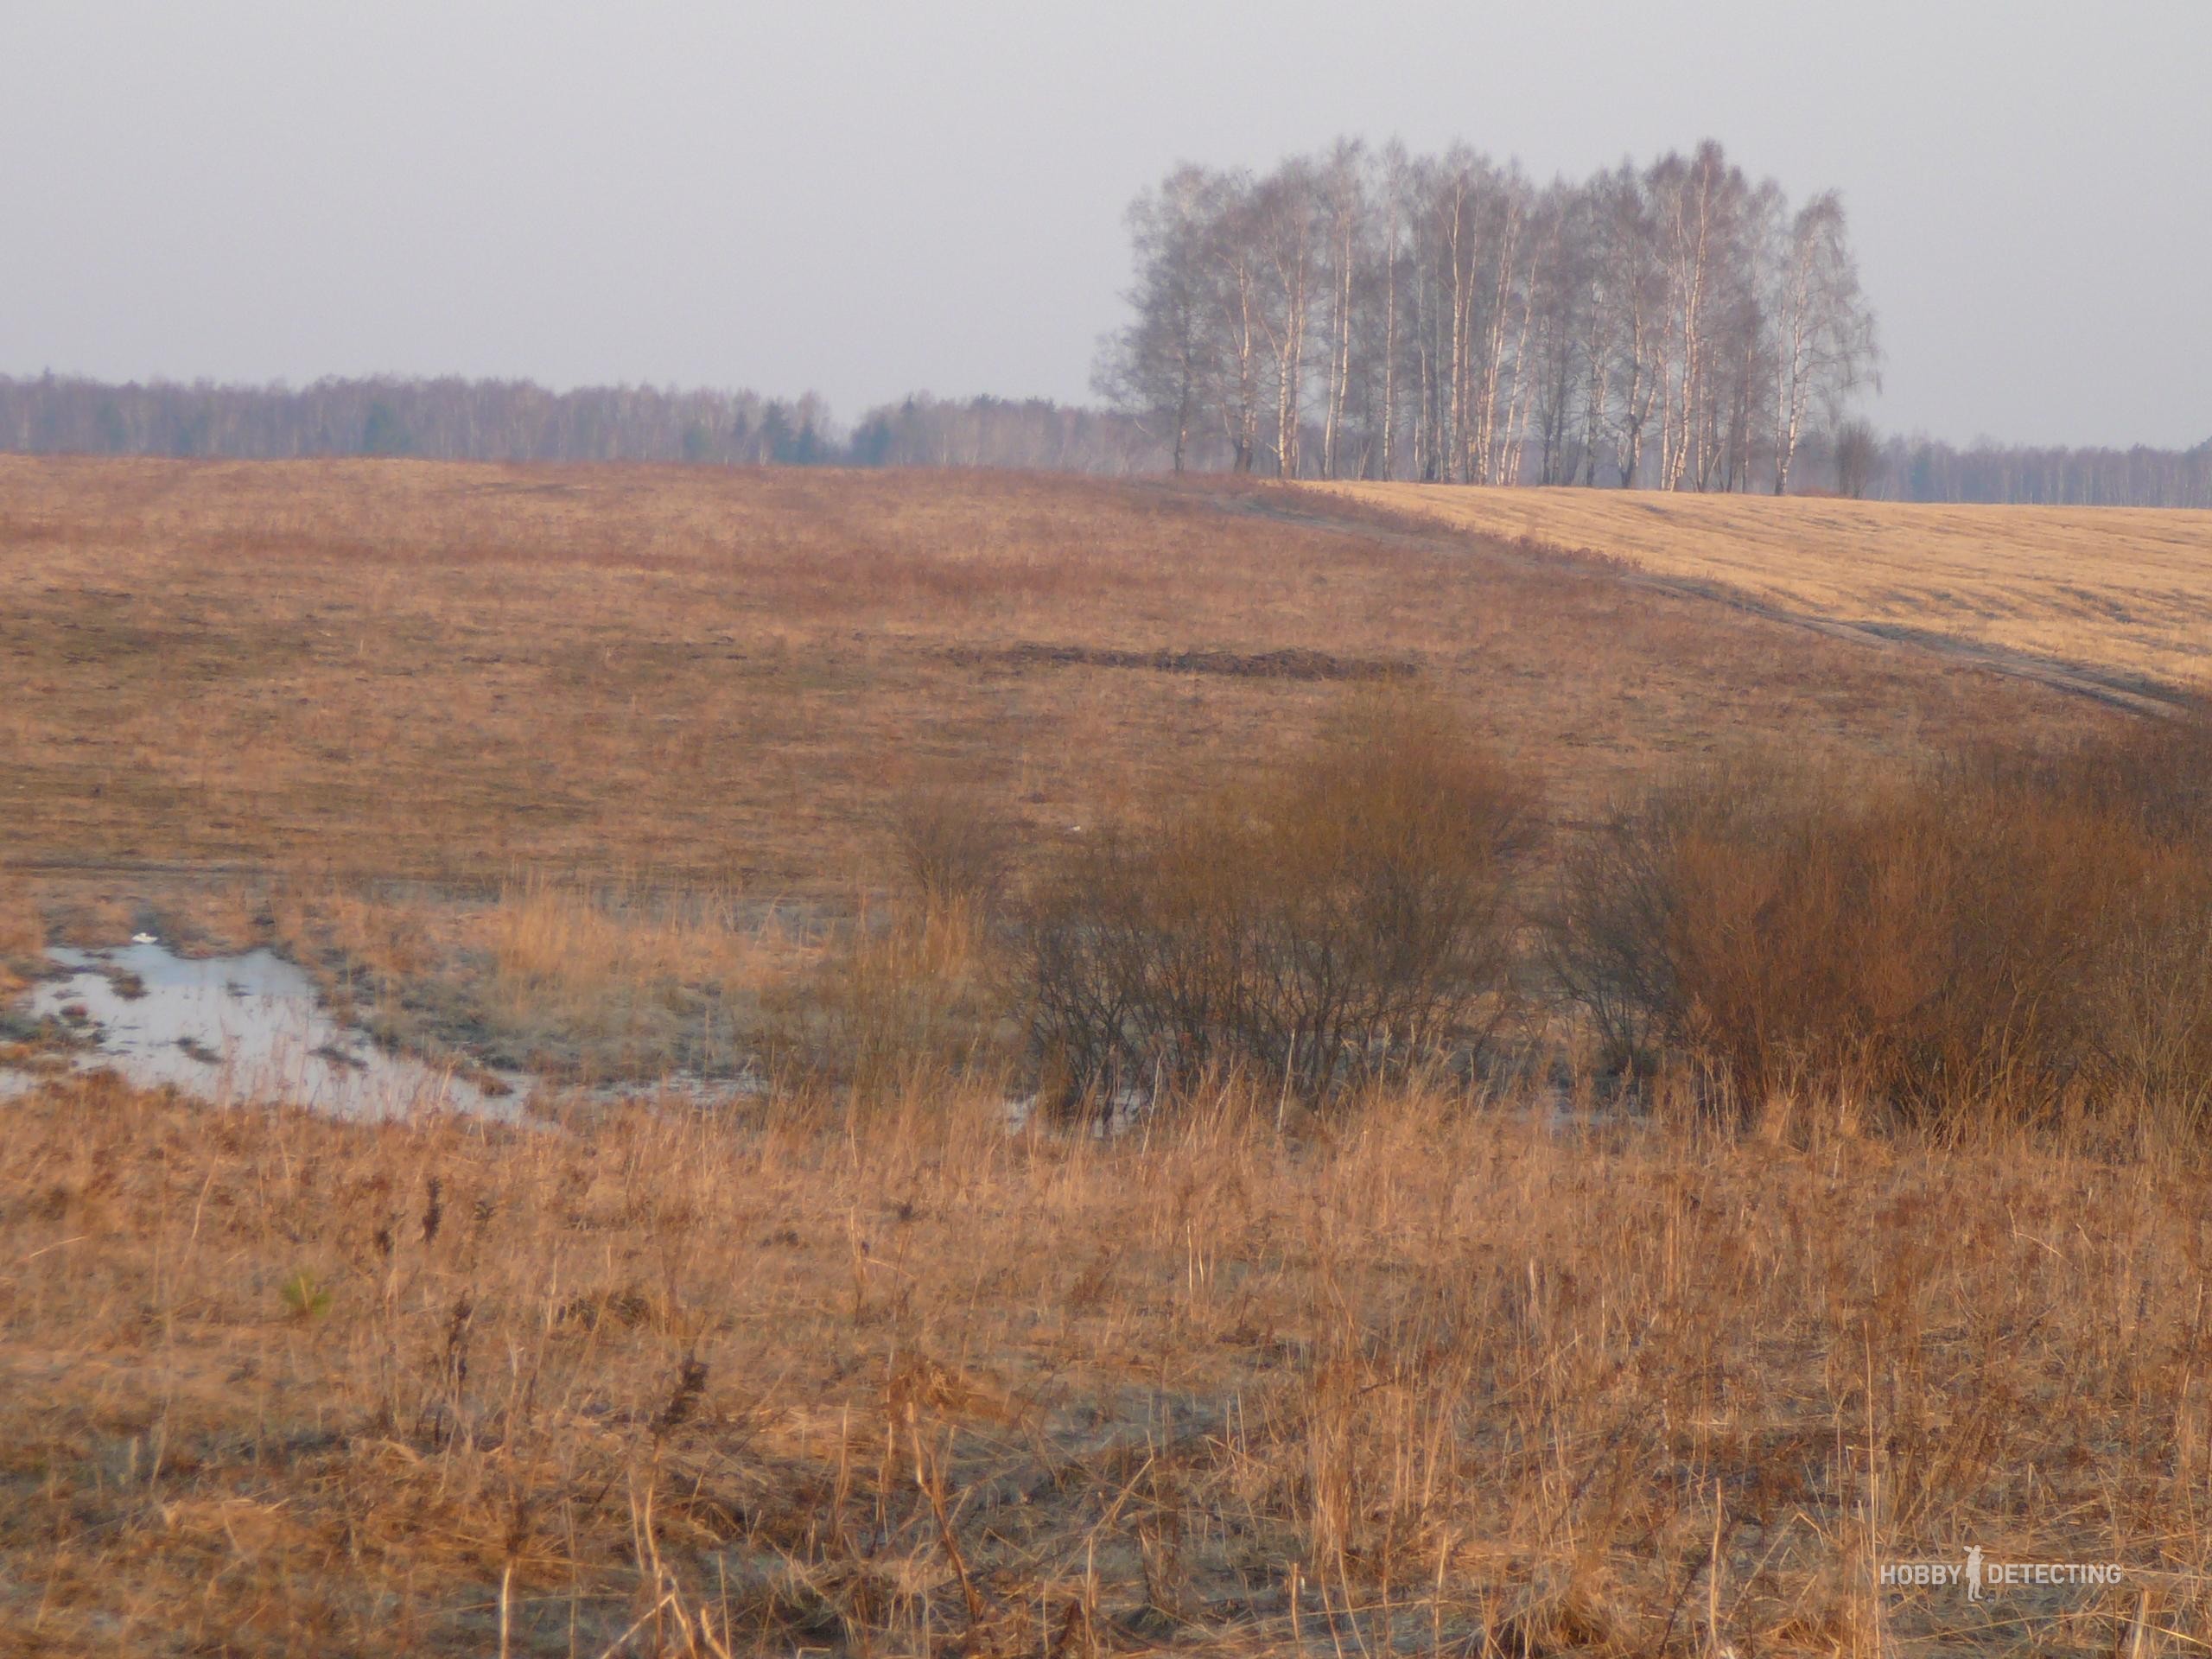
[{"xmin": 1096, "ymin": 138, "xmax": 1883, "ymax": 492}]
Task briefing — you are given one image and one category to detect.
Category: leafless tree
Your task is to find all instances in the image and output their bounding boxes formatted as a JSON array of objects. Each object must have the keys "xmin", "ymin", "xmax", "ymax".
[
  {"xmin": 1097, "ymin": 137, "xmax": 1893, "ymax": 498},
  {"xmin": 1769, "ymin": 192, "xmax": 1880, "ymax": 493},
  {"xmin": 1833, "ymin": 416, "xmax": 1882, "ymax": 497},
  {"xmin": 1094, "ymin": 167, "xmax": 1224, "ymax": 473}
]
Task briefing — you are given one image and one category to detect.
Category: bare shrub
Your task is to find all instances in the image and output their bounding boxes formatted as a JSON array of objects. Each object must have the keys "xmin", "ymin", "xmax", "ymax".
[
  {"xmin": 1832, "ymin": 416, "xmax": 1881, "ymax": 498},
  {"xmin": 1549, "ymin": 711, "xmax": 2212, "ymax": 1127},
  {"xmin": 1016, "ymin": 694, "xmax": 1538, "ymax": 1111},
  {"xmin": 1545, "ymin": 755, "xmax": 1953, "ymax": 1089},
  {"xmin": 885, "ymin": 771, "xmax": 1014, "ymax": 912}
]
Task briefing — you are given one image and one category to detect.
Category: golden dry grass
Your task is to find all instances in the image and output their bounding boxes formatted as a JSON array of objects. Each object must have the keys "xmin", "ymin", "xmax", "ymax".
[
  {"xmin": 0, "ymin": 874, "xmax": 40, "ymax": 1001},
  {"xmin": 0, "ymin": 459, "xmax": 2101, "ymax": 894},
  {"xmin": 3, "ymin": 1074, "xmax": 2207, "ymax": 1656},
  {"xmin": 3, "ymin": 457, "xmax": 2107, "ymax": 1080},
  {"xmin": 6, "ymin": 461, "xmax": 2205, "ymax": 1654},
  {"xmin": 1312, "ymin": 482, "xmax": 2212, "ymax": 690}
]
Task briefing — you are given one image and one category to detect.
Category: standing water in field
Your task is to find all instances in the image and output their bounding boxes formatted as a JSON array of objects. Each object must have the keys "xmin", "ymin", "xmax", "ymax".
[{"xmin": 6, "ymin": 940, "xmax": 522, "ymax": 1119}]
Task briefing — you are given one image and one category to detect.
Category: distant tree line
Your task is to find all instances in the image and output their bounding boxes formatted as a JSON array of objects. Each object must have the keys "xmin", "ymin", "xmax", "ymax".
[
  {"xmin": 5, "ymin": 168, "xmax": 2205, "ymax": 511},
  {"xmin": 0, "ymin": 373, "xmax": 1173, "ymax": 474},
  {"xmin": 0, "ymin": 372, "xmax": 840, "ymax": 465},
  {"xmin": 1866, "ymin": 433, "xmax": 2212, "ymax": 508},
  {"xmin": 846, "ymin": 393, "xmax": 1165, "ymax": 471}
]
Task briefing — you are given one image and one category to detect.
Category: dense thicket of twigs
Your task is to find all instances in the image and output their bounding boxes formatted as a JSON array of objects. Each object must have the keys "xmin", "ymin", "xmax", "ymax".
[
  {"xmin": 1548, "ymin": 712, "xmax": 2212, "ymax": 1119},
  {"xmin": 1018, "ymin": 697, "xmax": 1537, "ymax": 1108},
  {"xmin": 1010, "ymin": 693, "xmax": 2212, "ymax": 1128}
]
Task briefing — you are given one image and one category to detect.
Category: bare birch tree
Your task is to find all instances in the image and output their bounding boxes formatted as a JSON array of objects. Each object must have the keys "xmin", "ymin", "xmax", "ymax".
[{"xmin": 1096, "ymin": 136, "xmax": 1888, "ymax": 496}]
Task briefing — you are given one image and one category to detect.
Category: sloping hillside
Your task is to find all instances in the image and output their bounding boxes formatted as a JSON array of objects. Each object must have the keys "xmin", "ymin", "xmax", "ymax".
[{"xmin": 1311, "ymin": 482, "xmax": 2212, "ymax": 693}]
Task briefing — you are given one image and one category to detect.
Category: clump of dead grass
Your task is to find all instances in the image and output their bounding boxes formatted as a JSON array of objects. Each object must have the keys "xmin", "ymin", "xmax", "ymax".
[
  {"xmin": 243, "ymin": 874, "xmax": 819, "ymax": 1083},
  {"xmin": 0, "ymin": 875, "xmax": 41, "ymax": 999},
  {"xmin": 482, "ymin": 874, "xmax": 789, "ymax": 1008},
  {"xmin": 764, "ymin": 893, "xmax": 1008, "ymax": 1105},
  {"xmin": 473, "ymin": 874, "xmax": 814, "ymax": 1078}
]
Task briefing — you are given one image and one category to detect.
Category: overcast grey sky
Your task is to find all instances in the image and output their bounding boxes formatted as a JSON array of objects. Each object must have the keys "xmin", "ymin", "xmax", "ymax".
[{"xmin": 4, "ymin": 2, "xmax": 2205, "ymax": 448}]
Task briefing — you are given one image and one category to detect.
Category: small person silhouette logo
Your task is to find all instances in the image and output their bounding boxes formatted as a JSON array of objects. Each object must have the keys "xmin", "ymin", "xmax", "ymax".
[{"xmin": 1964, "ymin": 1544, "xmax": 1984, "ymax": 1601}]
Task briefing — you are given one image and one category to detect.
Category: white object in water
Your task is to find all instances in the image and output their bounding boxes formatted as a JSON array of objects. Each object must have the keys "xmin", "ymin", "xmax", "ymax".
[{"xmin": 130, "ymin": 931, "xmax": 159, "ymax": 945}]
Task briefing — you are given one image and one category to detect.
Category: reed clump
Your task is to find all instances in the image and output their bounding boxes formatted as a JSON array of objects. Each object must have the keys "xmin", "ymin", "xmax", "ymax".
[{"xmin": 0, "ymin": 877, "xmax": 41, "ymax": 1001}]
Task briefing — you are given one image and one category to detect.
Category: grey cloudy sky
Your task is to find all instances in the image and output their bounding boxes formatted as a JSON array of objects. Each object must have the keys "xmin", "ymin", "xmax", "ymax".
[{"xmin": 4, "ymin": 1, "xmax": 2205, "ymax": 448}]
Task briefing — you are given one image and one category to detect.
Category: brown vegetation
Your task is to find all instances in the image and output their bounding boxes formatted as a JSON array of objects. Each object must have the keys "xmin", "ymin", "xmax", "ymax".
[
  {"xmin": 6, "ymin": 460, "xmax": 2209, "ymax": 1654},
  {"xmin": 0, "ymin": 458, "xmax": 2094, "ymax": 887},
  {"xmin": 1020, "ymin": 694, "xmax": 1537, "ymax": 1108},
  {"xmin": 0, "ymin": 457, "xmax": 2092, "ymax": 1083},
  {"xmin": 5, "ymin": 1075, "xmax": 2208, "ymax": 1656},
  {"xmin": 1317, "ymin": 482, "xmax": 2212, "ymax": 688},
  {"xmin": 1548, "ymin": 708, "xmax": 2212, "ymax": 1123}
]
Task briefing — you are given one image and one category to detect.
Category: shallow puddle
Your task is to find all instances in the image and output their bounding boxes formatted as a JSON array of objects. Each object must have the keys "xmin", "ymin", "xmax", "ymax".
[{"xmin": 7, "ymin": 940, "xmax": 524, "ymax": 1119}]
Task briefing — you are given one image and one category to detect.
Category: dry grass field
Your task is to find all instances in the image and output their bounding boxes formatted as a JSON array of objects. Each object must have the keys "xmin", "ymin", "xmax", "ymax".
[
  {"xmin": 1313, "ymin": 482, "xmax": 2212, "ymax": 700},
  {"xmin": 8, "ymin": 1076, "xmax": 2210, "ymax": 1657},
  {"xmin": 0, "ymin": 457, "xmax": 2098, "ymax": 1082},
  {"xmin": 6, "ymin": 458, "xmax": 2212, "ymax": 1655},
  {"xmin": 1, "ymin": 459, "xmax": 2090, "ymax": 891}
]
